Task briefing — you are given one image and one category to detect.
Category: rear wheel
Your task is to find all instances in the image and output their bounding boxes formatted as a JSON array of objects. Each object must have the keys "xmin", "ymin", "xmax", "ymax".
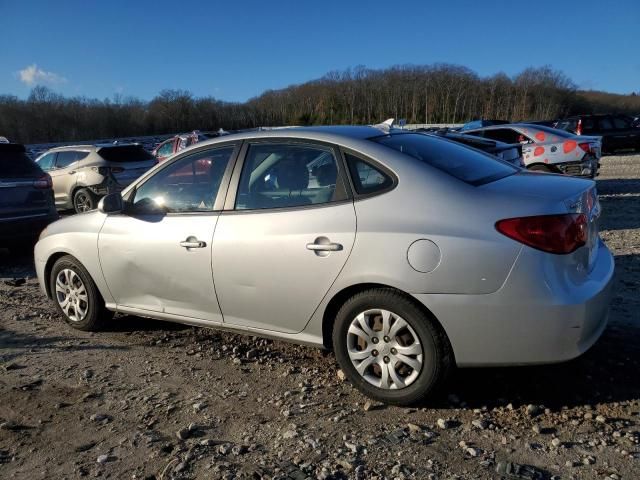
[
  {"xmin": 49, "ymin": 255, "xmax": 113, "ymax": 331},
  {"xmin": 73, "ymin": 188, "xmax": 97, "ymax": 213},
  {"xmin": 332, "ymin": 288, "xmax": 452, "ymax": 405}
]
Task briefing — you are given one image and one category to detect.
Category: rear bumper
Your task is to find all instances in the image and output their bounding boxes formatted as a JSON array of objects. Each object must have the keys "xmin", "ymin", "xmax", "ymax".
[
  {"xmin": 0, "ymin": 212, "xmax": 58, "ymax": 244},
  {"xmin": 413, "ymin": 241, "xmax": 615, "ymax": 366},
  {"xmin": 556, "ymin": 156, "xmax": 599, "ymax": 177}
]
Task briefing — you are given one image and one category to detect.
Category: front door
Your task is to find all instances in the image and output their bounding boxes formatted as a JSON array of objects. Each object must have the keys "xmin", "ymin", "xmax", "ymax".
[
  {"xmin": 212, "ymin": 141, "xmax": 356, "ymax": 333},
  {"xmin": 98, "ymin": 144, "xmax": 238, "ymax": 321}
]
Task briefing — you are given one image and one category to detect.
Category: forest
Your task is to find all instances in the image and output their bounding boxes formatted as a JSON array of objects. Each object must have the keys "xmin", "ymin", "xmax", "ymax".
[{"xmin": 1, "ymin": 63, "xmax": 639, "ymax": 144}]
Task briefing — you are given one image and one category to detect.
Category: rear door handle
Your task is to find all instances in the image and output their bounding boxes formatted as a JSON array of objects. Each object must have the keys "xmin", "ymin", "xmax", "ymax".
[
  {"xmin": 180, "ymin": 236, "xmax": 206, "ymax": 249},
  {"xmin": 306, "ymin": 242, "xmax": 343, "ymax": 252}
]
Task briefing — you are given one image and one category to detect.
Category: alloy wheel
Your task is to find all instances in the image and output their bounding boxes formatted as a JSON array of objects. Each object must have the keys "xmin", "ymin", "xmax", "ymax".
[
  {"xmin": 74, "ymin": 192, "xmax": 92, "ymax": 212},
  {"xmin": 55, "ymin": 268, "xmax": 89, "ymax": 322},
  {"xmin": 346, "ymin": 308, "xmax": 423, "ymax": 390}
]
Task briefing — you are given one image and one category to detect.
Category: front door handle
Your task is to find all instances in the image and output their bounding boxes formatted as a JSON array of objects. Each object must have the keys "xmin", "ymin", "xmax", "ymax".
[{"xmin": 180, "ymin": 236, "xmax": 206, "ymax": 249}]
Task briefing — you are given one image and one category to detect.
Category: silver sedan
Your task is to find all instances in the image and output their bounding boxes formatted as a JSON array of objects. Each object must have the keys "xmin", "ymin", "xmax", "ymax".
[{"xmin": 34, "ymin": 126, "xmax": 614, "ymax": 405}]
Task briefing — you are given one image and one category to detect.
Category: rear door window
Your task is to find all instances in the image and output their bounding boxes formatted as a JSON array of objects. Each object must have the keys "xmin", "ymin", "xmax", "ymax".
[
  {"xmin": 55, "ymin": 151, "xmax": 87, "ymax": 169},
  {"xmin": 479, "ymin": 128, "xmax": 525, "ymax": 144},
  {"xmin": 598, "ymin": 117, "xmax": 614, "ymax": 131},
  {"xmin": 612, "ymin": 116, "xmax": 631, "ymax": 130},
  {"xmin": 157, "ymin": 140, "xmax": 174, "ymax": 157},
  {"xmin": 371, "ymin": 133, "xmax": 516, "ymax": 185}
]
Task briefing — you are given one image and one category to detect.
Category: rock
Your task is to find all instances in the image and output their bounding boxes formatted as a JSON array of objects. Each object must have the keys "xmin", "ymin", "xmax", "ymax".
[
  {"xmin": 231, "ymin": 444, "xmax": 247, "ymax": 455},
  {"xmin": 472, "ymin": 419, "xmax": 488, "ymax": 430},
  {"xmin": 565, "ymin": 460, "xmax": 579, "ymax": 468},
  {"xmin": 436, "ymin": 418, "xmax": 451, "ymax": 429},
  {"xmin": 344, "ymin": 441, "xmax": 358, "ymax": 453},
  {"xmin": 363, "ymin": 401, "xmax": 373, "ymax": 411},
  {"xmin": 407, "ymin": 423, "xmax": 423, "ymax": 433},
  {"xmin": 89, "ymin": 413, "xmax": 110, "ymax": 422},
  {"xmin": 595, "ymin": 415, "xmax": 607, "ymax": 424},
  {"xmin": 96, "ymin": 454, "xmax": 115, "ymax": 464},
  {"xmin": 582, "ymin": 455, "xmax": 596, "ymax": 465},
  {"xmin": 551, "ymin": 438, "xmax": 562, "ymax": 448},
  {"xmin": 532, "ymin": 424, "xmax": 542, "ymax": 434},
  {"xmin": 526, "ymin": 404, "xmax": 542, "ymax": 417},
  {"xmin": 217, "ymin": 443, "xmax": 233, "ymax": 455},
  {"xmin": 466, "ymin": 447, "xmax": 482, "ymax": 457},
  {"xmin": 176, "ymin": 427, "xmax": 191, "ymax": 440},
  {"xmin": 200, "ymin": 438, "xmax": 217, "ymax": 446},
  {"xmin": 337, "ymin": 369, "xmax": 347, "ymax": 382},
  {"xmin": 192, "ymin": 402, "xmax": 207, "ymax": 412},
  {"xmin": 282, "ymin": 429, "xmax": 298, "ymax": 439}
]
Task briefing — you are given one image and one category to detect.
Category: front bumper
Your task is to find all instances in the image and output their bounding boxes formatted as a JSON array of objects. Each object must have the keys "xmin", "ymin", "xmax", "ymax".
[{"xmin": 413, "ymin": 241, "xmax": 615, "ymax": 366}]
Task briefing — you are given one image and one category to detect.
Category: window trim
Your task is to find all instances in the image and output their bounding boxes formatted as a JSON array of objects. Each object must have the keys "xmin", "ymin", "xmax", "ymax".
[
  {"xmin": 122, "ymin": 141, "xmax": 241, "ymax": 215},
  {"xmin": 339, "ymin": 147, "xmax": 398, "ymax": 200},
  {"xmin": 222, "ymin": 138, "xmax": 352, "ymax": 214}
]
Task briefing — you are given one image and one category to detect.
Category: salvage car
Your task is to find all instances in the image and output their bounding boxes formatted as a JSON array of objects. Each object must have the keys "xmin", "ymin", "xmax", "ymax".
[
  {"xmin": 35, "ymin": 126, "xmax": 614, "ymax": 405},
  {"xmin": 554, "ymin": 114, "xmax": 640, "ymax": 153},
  {"xmin": 465, "ymin": 123, "xmax": 601, "ymax": 177},
  {"xmin": 152, "ymin": 130, "xmax": 222, "ymax": 163},
  {"xmin": 1, "ymin": 143, "xmax": 57, "ymax": 251},
  {"xmin": 418, "ymin": 130, "xmax": 525, "ymax": 168},
  {"xmin": 34, "ymin": 143, "xmax": 157, "ymax": 213}
]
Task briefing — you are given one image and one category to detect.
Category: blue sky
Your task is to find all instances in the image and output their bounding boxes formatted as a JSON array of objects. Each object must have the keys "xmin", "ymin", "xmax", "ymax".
[{"xmin": 1, "ymin": 0, "xmax": 638, "ymax": 102}]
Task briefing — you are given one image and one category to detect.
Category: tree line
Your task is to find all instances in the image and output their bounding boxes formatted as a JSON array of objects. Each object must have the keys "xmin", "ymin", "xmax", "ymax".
[{"xmin": 1, "ymin": 64, "xmax": 638, "ymax": 144}]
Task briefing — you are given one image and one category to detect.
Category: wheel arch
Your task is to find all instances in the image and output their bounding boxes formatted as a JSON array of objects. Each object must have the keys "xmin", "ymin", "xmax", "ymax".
[{"xmin": 321, "ymin": 282, "xmax": 454, "ymax": 360}]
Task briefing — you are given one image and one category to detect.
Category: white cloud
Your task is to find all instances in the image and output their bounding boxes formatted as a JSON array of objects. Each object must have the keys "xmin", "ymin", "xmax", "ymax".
[{"xmin": 17, "ymin": 64, "xmax": 67, "ymax": 86}]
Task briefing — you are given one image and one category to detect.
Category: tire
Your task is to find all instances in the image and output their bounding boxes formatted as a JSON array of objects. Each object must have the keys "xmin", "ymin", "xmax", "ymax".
[
  {"xmin": 73, "ymin": 188, "xmax": 97, "ymax": 213},
  {"xmin": 332, "ymin": 288, "xmax": 452, "ymax": 405},
  {"xmin": 49, "ymin": 255, "xmax": 113, "ymax": 331}
]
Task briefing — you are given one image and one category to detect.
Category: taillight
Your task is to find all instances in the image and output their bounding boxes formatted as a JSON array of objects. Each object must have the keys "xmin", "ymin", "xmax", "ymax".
[
  {"xmin": 495, "ymin": 214, "xmax": 587, "ymax": 254},
  {"xmin": 33, "ymin": 174, "xmax": 52, "ymax": 189},
  {"xmin": 578, "ymin": 142, "xmax": 591, "ymax": 154},
  {"xmin": 576, "ymin": 119, "xmax": 582, "ymax": 135},
  {"xmin": 91, "ymin": 166, "xmax": 110, "ymax": 175}
]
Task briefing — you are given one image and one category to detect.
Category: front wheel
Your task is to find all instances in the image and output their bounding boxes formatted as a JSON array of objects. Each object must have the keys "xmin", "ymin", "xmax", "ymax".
[
  {"xmin": 50, "ymin": 255, "xmax": 113, "ymax": 331},
  {"xmin": 332, "ymin": 288, "xmax": 452, "ymax": 405}
]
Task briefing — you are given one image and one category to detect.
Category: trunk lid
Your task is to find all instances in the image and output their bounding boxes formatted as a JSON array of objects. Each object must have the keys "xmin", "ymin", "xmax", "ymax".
[{"xmin": 482, "ymin": 171, "xmax": 600, "ymax": 271}]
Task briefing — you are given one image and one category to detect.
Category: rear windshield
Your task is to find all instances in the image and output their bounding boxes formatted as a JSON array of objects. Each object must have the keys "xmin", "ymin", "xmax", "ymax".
[
  {"xmin": 98, "ymin": 145, "xmax": 155, "ymax": 163},
  {"xmin": 0, "ymin": 147, "xmax": 43, "ymax": 177},
  {"xmin": 371, "ymin": 133, "xmax": 516, "ymax": 185}
]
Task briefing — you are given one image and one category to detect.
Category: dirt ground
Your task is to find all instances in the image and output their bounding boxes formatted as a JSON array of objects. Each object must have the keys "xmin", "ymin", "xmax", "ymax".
[{"xmin": 1, "ymin": 156, "xmax": 639, "ymax": 480}]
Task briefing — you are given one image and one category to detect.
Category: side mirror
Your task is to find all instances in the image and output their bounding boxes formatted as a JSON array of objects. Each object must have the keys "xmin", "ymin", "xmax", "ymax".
[{"xmin": 98, "ymin": 192, "xmax": 123, "ymax": 214}]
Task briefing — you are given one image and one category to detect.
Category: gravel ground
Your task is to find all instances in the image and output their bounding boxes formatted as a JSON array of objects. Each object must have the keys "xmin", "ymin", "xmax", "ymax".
[{"xmin": 1, "ymin": 155, "xmax": 639, "ymax": 480}]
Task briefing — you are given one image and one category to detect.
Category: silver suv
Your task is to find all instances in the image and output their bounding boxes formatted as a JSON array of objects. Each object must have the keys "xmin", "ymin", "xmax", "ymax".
[{"xmin": 35, "ymin": 144, "xmax": 157, "ymax": 213}]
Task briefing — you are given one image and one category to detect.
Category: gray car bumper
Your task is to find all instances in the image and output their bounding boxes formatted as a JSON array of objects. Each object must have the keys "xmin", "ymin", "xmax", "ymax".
[{"xmin": 413, "ymin": 241, "xmax": 615, "ymax": 366}]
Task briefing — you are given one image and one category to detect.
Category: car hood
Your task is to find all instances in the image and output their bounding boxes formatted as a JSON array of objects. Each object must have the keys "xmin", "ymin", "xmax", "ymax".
[{"xmin": 38, "ymin": 210, "xmax": 106, "ymax": 240}]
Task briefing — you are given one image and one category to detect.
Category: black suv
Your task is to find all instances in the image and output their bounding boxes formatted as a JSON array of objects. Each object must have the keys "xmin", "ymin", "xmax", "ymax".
[
  {"xmin": 554, "ymin": 114, "xmax": 640, "ymax": 153},
  {"xmin": 0, "ymin": 143, "xmax": 58, "ymax": 251}
]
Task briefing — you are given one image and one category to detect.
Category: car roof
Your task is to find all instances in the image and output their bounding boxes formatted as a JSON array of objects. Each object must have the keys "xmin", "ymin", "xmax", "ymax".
[
  {"xmin": 192, "ymin": 125, "xmax": 391, "ymax": 148},
  {"xmin": 44, "ymin": 143, "xmax": 143, "ymax": 152}
]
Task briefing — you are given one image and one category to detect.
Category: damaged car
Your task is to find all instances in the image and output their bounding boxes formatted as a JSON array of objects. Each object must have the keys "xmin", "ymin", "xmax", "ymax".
[{"xmin": 34, "ymin": 143, "xmax": 157, "ymax": 213}]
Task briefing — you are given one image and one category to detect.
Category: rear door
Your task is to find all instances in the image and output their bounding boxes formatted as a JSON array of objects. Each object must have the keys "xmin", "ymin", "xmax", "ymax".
[
  {"xmin": 98, "ymin": 145, "xmax": 157, "ymax": 187},
  {"xmin": 212, "ymin": 140, "xmax": 356, "ymax": 334},
  {"xmin": 48, "ymin": 151, "xmax": 84, "ymax": 207}
]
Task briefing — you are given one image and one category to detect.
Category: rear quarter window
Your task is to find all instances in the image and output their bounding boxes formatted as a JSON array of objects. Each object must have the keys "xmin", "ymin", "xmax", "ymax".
[{"xmin": 371, "ymin": 133, "xmax": 516, "ymax": 186}]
